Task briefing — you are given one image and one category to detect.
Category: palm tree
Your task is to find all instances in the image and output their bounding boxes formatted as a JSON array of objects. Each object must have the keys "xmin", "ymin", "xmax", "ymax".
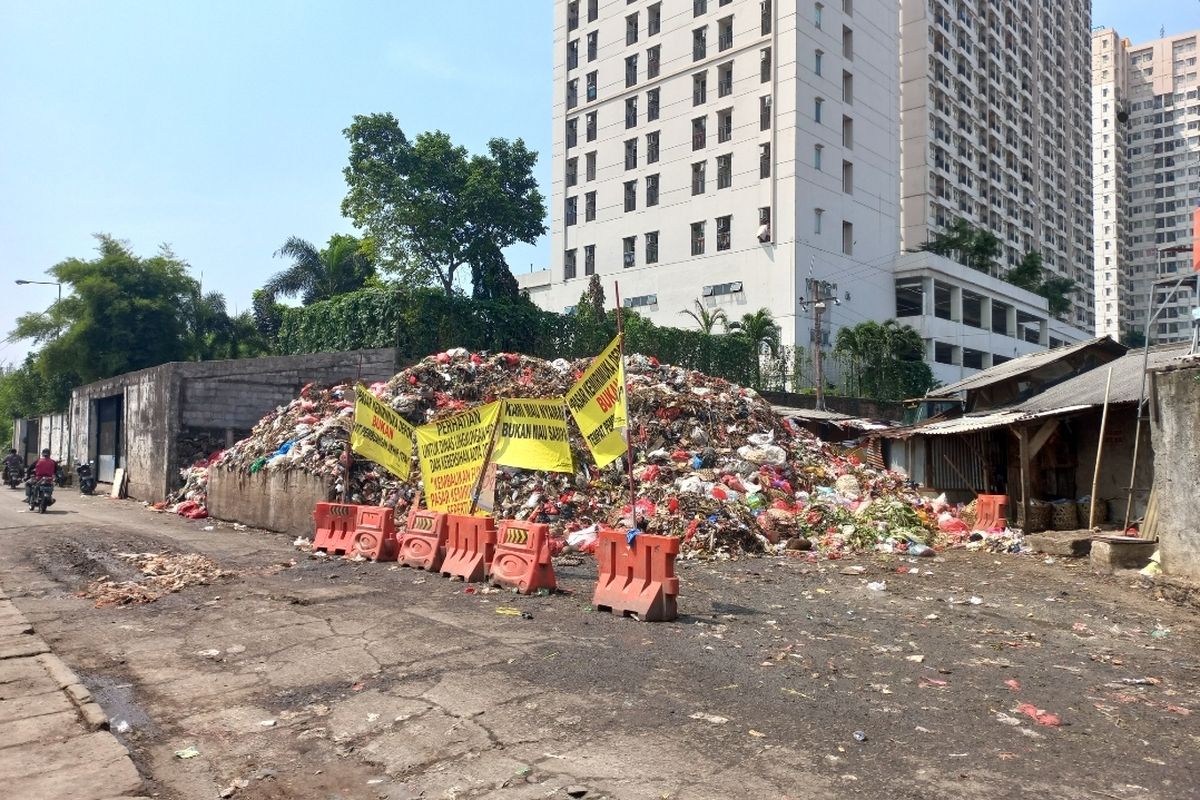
[
  {"xmin": 678, "ymin": 299, "xmax": 729, "ymax": 334},
  {"xmin": 264, "ymin": 234, "xmax": 376, "ymax": 305},
  {"xmin": 728, "ymin": 308, "xmax": 781, "ymax": 388}
]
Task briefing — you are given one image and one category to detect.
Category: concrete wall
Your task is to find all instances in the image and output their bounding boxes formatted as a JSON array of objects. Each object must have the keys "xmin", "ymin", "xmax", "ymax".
[
  {"xmin": 11, "ymin": 414, "xmax": 70, "ymax": 465},
  {"xmin": 1150, "ymin": 361, "xmax": 1200, "ymax": 581},
  {"xmin": 208, "ymin": 467, "xmax": 332, "ymax": 536}
]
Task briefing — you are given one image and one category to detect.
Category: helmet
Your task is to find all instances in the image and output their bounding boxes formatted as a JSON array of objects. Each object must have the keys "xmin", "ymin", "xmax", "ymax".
[{"xmin": 41, "ymin": 449, "xmax": 50, "ymax": 457}]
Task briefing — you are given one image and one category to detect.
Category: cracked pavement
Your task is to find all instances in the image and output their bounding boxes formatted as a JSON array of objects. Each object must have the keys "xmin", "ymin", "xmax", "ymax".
[{"xmin": 0, "ymin": 490, "xmax": 1197, "ymax": 799}]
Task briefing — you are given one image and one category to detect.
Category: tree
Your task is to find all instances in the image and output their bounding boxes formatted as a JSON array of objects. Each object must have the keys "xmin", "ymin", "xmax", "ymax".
[
  {"xmin": 678, "ymin": 299, "xmax": 729, "ymax": 334},
  {"xmin": 1037, "ymin": 276, "xmax": 1075, "ymax": 315},
  {"xmin": 834, "ymin": 319, "xmax": 934, "ymax": 401},
  {"xmin": 918, "ymin": 219, "xmax": 998, "ymax": 274},
  {"xmin": 575, "ymin": 275, "xmax": 608, "ymax": 328},
  {"xmin": 1120, "ymin": 327, "xmax": 1147, "ymax": 348},
  {"xmin": 341, "ymin": 113, "xmax": 547, "ymax": 297},
  {"xmin": 185, "ymin": 290, "xmax": 270, "ymax": 361},
  {"xmin": 1006, "ymin": 249, "xmax": 1043, "ymax": 291},
  {"xmin": 728, "ymin": 308, "xmax": 781, "ymax": 388},
  {"xmin": 264, "ymin": 234, "xmax": 376, "ymax": 305},
  {"xmin": 10, "ymin": 235, "xmax": 200, "ymax": 384}
]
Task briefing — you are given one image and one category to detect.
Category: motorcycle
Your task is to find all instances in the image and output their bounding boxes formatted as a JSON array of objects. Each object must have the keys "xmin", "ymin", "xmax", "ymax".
[
  {"xmin": 55, "ymin": 464, "xmax": 68, "ymax": 488},
  {"xmin": 28, "ymin": 477, "xmax": 55, "ymax": 513},
  {"xmin": 77, "ymin": 461, "xmax": 97, "ymax": 495},
  {"xmin": 3, "ymin": 463, "xmax": 21, "ymax": 489}
]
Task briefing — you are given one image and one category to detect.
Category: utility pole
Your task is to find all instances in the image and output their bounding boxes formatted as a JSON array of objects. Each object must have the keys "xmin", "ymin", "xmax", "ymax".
[{"xmin": 798, "ymin": 291, "xmax": 841, "ymax": 411}]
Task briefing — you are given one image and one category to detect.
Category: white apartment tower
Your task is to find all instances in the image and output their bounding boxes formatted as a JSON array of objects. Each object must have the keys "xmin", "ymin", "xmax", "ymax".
[
  {"xmin": 538, "ymin": 0, "xmax": 902, "ymax": 358},
  {"xmin": 898, "ymin": 0, "xmax": 1095, "ymax": 332},
  {"xmin": 1093, "ymin": 28, "xmax": 1200, "ymax": 345}
]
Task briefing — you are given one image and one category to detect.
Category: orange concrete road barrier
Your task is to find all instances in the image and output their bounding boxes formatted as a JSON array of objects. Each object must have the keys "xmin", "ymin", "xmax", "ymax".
[
  {"xmin": 398, "ymin": 509, "xmax": 449, "ymax": 571},
  {"xmin": 490, "ymin": 521, "xmax": 556, "ymax": 594},
  {"xmin": 592, "ymin": 527, "xmax": 679, "ymax": 621},
  {"xmin": 313, "ymin": 502, "xmax": 357, "ymax": 556},
  {"xmin": 974, "ymin": 494, "xmax": 1009, "ymax": 532},
  {"xmin": 352, "ymin": 506, "xmax": 398, "ymax": 561},
  {"xmin": 441, "ymin": 515, "xmax": 497, "ymax": 582}
]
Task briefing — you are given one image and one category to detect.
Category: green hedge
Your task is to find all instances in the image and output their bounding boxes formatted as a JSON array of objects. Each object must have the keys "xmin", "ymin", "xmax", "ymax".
[{"xmin": 277, "ymin": 288, "xmax": 756, "ymax": 386}]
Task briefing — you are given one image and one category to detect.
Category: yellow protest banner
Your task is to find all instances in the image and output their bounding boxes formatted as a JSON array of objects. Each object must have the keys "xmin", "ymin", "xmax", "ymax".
[
  {"xmin": 415, "ymin": 401, "xmax": 501, "ymax": 515},
  {"xmin": 492, "ymin": 398, "xmax": 574, "ymax": 473},
  {"xmin": 565, "ymin": 334, "xmax": 628, "ymax": 469},
  {"xmin": 350, "ymin": 384, "xmax": 415, "ymax": 479}
]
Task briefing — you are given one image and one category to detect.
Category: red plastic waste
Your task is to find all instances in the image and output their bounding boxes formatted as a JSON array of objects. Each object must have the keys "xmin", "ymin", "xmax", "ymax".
[
  {"xmin": 490, "ymin": 521, "xmax": 556, "ymax": 594},
  {"xmin": 441, "ymin": 515, "xmax": 497, "ymax": 582}
]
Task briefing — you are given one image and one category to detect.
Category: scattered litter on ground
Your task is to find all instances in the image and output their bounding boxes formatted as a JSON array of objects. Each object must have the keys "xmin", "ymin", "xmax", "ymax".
[
  {"xmin": 689, "ymin": 712, "xmax": 730, "ymax": 725},
  {"xmin": 175, "ymin": 745, "xmax": 200, "ymax": 759},
  {"xmin": 1016, "ymin": 703, "xmax": 1063, "ymax": 727},
  {"xmin": 78, "ymin": 551, "xmax": 227, "ymax": 607}
]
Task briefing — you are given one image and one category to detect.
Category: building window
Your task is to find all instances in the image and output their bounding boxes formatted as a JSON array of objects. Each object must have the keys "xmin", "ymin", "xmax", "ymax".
[
  {"xmin": 761, "ymin": 0, "xmax": 772, "ymax": 34},
  {"xmin": 585, "ymin": 191, "xmax": 596, "ymax": 222},
  {"xmin": 760, "ymin": 95, "xmax": 771, "ymax": 130},
  {"xmin": 627, "ymin": 13, "xmax": 639, "ymax": 45},
  {"xmin": 814, "ymin": 2, "xmax": 823, "ymax": 29},
  {"xmin": 843, "ymin": 0, "xmax": 852, "ymax": 15},
  {"xmin": 842, "ymin": 70, "xmax": 853, "ymax": 104},
  {"xmin": 626, "ymin": 96, "xmax": 638, "ymax": 128},
  {"xmin": 624, "ymin": 180, "xmax": 637, "ymax": 212},
  {"xmin": 691, "ymin": 221, "xmax": 706, "ymax": 255},
  {"xmin": 567, "ymin": 79, "xmax": 579, "ymax": 109},
  {"xmin": 717, "ymin": 215, "xmax": 732, "ymax": 250},
  {"xmin": 718, "ymin": 16, "xmax": 733, "ymax": 51},
  {"xmin": 761, "ymin": 46, "xmax": 771, "ymax": 82},
  {"xmin": 692, "ymin": 160, "xmax": 707, "ymax": 194},
  {"xmin": 717, "ymin": 153, "xmax": 732, "ymax": 188},
  {"xmin": 586, "ymin": 71, "xmax": 597, "ymax": 101},
  {"xmin": 567, "ymin": 39, "xmax": 579, "ymax": 71},
  {"xmin": 814, "ymin": 97, "xmax": 823, "ymax": 123},
  {"xmin": 566, "ymin": 118, "xmax": 578, "ymax": 149},
  {"xmin": 587, "ymin": 31, "xmax": 598, "ymax": 61},
  {"xmin": 814, "ymin": 49, "xmax": 823, "ymax": 76},
  {"xmin": 648, "ymin": 45, "xmax": 661, "ymax": 78},
  {"xmin": 626, "ymin": 55, "xmax": 639, "ymax": 88},
  {"xmin": 646, "ymin": 173, "xmax": 660, "ymax": 206},
  {"xmin": 934, "ymin": 341, "xmax": 954, "ymax": 365},
  {"xmin": 649, "ymin": 2, "xmax": 662, "ymax": 35},
  {"xmin": 648, "ymin": 87, "xmax": 661, "ymax": 120},
  {"xmin": 718, "ymin": 107, "xmax": 732, "ymax": 142},
  {"xmin": 842, "ymin": 220, "xmax": 853, "ymax": 255},
  {"xmin": 587, "ymin": 0, "xmax": 598, "ymax": 23},
  {"xmin": 586, "ymin": 111, "xmax": 597, "ymax": 141},
  {"xmin": 694, "ymin": 71, "xmax": 707, "ymax": 105},
  {"xmin": 585, "ymin": 151, "xmax": 597, "ymax": 181},
  {"xmin": 567, "ymin": 157, "xmax": 578, "ymax": 187},
  {"xmin": 646, "ymin": 231, "xmax": 659, "ymax": 264},
  {"xmin": 625, "ymin": 137, "xmax": 638, "ymax": 169},
  {"xmin": 718, "ymin": 61, "xmax": 734, "ymax": 97},
  {"xmin": 584, "ymin": 244, "xmax": 595, "ymax": 275},
  {"xmin": 842, "ymin": 115, "xmax": 853, "ymax": 148},
  {"xmin": 842, "ymin": 160, "xmax": 853, "ymax": 193},
  {"xmin": 694, "ymin": 27, "xmax": 707, "ymax": 61},
  {"xmin": 623, "ymin": 236, "xmax": 636, "ymax": 267},
  {"xmin": 564, "ymin": 248, "xmax": 577, "ymax": 279},
  {"xmin": 760, "ymin": 142, "xmax": 771, "ymax": 178},
  {"xmin": 842, "ymin": 25, "xmax": 853, "ymax": 59},
  {"xmin": 814, "ymin": 207, "xmax": 824, "ymax": 234},
  {"xmin": 647, "ymin": 130, "xmax": 660, "ymax": 162},
  {"xmin": 693, "ymin": 116, "xmax": 707, "ymax": 149},
  {"xmin": 814, "ymin": 144, "xmax": 823, "ymax": 170},
  {"xmin": 568, "ymin": 1, "xmax": 579, "ymax": 32},
  {"xmin": 566, "ymin": 196, "xmax": 578, "ymax": 226},
  {"xmin": 760, "ymin": 206, "xmax": 771, "ymax": 225}
]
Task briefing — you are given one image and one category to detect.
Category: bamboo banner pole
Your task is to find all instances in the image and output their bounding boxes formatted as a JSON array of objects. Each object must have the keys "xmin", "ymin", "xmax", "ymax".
[
  {"xmin": 1088, "ymin": 367, "xmax": 1114, "ymax": 530},
  {"xmin": 613, "ymin": 281, "xmax": 637, "ymax": 524}
]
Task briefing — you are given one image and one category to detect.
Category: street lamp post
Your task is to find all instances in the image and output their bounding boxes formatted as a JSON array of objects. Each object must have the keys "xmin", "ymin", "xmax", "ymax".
[{"xmin": 14, "ymin": 279, "xmax": 61, "ymax": 302}]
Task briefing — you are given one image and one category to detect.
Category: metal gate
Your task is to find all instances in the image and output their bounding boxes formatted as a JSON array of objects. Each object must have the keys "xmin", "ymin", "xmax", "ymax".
[{"xmin": 95, "ymin": 395, "xmax": 122, "ymax": 483}]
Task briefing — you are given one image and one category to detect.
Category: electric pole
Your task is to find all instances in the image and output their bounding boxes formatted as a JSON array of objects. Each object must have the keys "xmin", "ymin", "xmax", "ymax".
[{"xmin": 798, "ymin": 292, "xmax": 841, "ymax": 411}]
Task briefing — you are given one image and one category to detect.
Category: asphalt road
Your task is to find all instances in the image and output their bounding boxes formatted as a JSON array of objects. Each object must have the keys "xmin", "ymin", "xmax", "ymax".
[{"xmin": 0, "ymin": 488, "xmax": 1197, "ymax": 800}]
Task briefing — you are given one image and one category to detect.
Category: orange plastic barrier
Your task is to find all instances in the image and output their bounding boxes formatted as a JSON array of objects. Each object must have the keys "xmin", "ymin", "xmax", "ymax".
[
  {"xmin": 592, "ymin": 527, "xmax": 679, "ymax": 622},
  {"xmin": 974, "ymin": 494, "xmax": 1009, "ymax": 532},
  {"xmin": 490, "ymin": 520, "xmax": 556, "ymax": 594},
  {"xmin": 352, "ymin": 506, "xmax": 398, "ymax": 561},
  {"xmin": 441, "ymin": 515, "xmax": 497, "ymax": 582},
  {"xmin": 313, "ymin": 502, "xmax": 357, "ymax": 555},
  {"xmin": 397, "ymin": 509, "xmax": 449, "ymax": 571}
]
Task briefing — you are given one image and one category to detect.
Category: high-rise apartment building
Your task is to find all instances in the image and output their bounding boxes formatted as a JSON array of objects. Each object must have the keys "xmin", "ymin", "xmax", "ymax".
[
  {"xmin": 899, "ymin": 0, "xmax": 1095, "ymax": 332},
  {"xmin": 1093, "ymin": 28, "xmax": 1200, "ymax": 345},
  {"xmin": 533, "ymin": 0, "xmax": 902, "ymax": 361}
]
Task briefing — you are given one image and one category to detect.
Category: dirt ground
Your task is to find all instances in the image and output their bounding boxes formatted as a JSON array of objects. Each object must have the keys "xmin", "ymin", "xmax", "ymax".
[{"xmin": 0, "ymin": 490, "xmax": 1197, "ymax": 800}]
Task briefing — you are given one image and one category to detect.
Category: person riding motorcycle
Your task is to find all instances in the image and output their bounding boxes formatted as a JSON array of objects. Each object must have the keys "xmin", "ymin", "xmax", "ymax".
[
  {"xmin": 3, "ymin": 449, "xmax": 23, "ymax": 487},
  {"xmin": 27, "ymin": 449, "xmax": 57, "ymax": 505}
]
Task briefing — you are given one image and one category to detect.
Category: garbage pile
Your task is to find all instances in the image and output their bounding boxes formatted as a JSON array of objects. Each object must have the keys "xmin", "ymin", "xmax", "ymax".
[
  {"xmin": 183, "ymin": 348, "xmax": 963, "ymax": 557},
  {"xmin": 79, "ymin": 551, "xmax": 227, "ymax": 607},
  {"xmin": 161, "ymin": 451, "xmax": 223, "ymax": 519}
]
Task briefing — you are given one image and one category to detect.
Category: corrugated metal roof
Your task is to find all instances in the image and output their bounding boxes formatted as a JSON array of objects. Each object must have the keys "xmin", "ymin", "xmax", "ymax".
[
  {"xmin": 1016, "ymin": 344, "xmax": 1193, "ymax": 412},
  {"xmin": 922, "ymin": 337, "xmax": 1126, "ymax": 399},
  {"xmin": 772, "ymin": 405, "xmax": 852, "ymax": 421},
  {"xmin": 879, "ymin": 404, "xmax": 1094, "ymax": 438}
]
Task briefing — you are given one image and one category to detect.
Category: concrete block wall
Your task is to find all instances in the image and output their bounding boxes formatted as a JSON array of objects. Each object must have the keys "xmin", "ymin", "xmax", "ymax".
[
  {"xmin": 1150, "ymin": 361, "xmax": 1200, "ymax": 582},
  {"xmin": 208, "ymin": 467, "xmax": 332, "ymax": 536}
]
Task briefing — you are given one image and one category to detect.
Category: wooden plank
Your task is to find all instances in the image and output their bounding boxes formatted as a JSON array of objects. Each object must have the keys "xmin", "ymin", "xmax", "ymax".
[
  {"xmin": 1018, "ymin": 426, "xmax": 1032, "ymax": 530},
  {"xmin": 1028, "ymin": 419, "xmax": 1058, "ymax": 458}
]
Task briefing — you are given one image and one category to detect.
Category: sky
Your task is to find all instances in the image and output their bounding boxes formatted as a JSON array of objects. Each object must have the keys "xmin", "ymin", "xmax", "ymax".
[{"xmin": 1, "ymin": 0, "xmax": 1197, "ymax": 368}]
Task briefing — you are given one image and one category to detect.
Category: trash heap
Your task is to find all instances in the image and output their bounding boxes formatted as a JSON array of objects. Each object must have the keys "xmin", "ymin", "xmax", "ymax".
[
  {"xmin": 80, "ymin": 551, "xmax": 227, "ymax": 607},
  {"xmin": 187, "ymin": 348, "xmax": 960, "ymax": 557}
]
